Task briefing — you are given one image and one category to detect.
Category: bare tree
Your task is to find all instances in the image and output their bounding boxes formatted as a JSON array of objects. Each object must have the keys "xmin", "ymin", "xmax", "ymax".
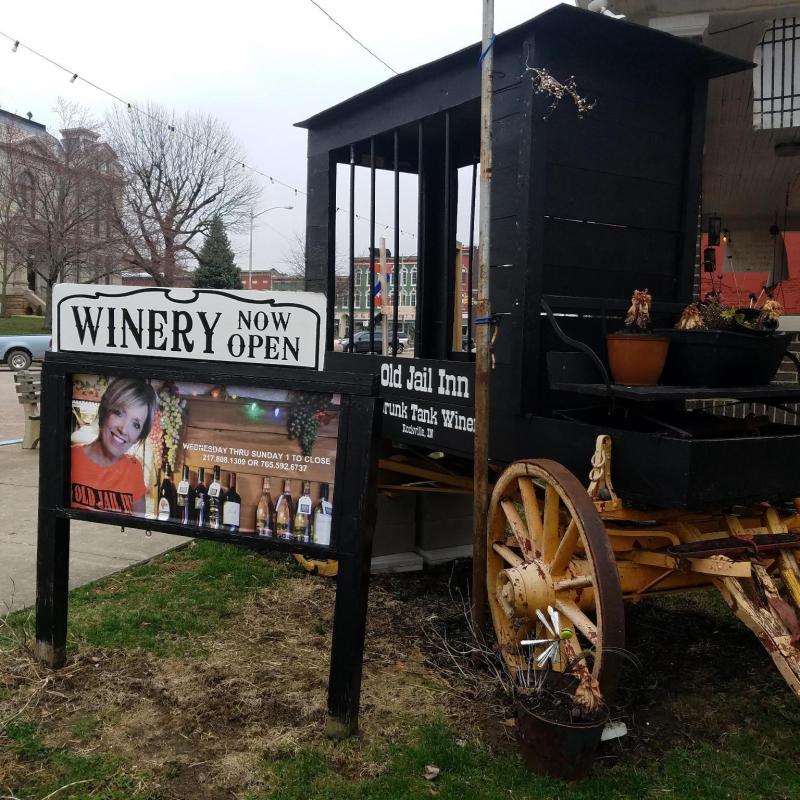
[
  {"xmin": 0, "ymin": 100, "xmax": 124, "ymax": 329},
  {"xmin": 106, "ymin": 103, "xmax": 260, "ymax": 286},
  {"xmin": 0, "ymin": 123, "xmax": 26, "ymax": 317},
  {"xmin": 280, "ymin": 231, "xmax": 348, "ymax": 278}
]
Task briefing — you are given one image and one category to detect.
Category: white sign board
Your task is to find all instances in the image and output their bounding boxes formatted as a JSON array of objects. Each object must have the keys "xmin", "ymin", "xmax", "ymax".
[{"xmin": 53, "ymin": 285, "xmax": 327, "ymax": 370}]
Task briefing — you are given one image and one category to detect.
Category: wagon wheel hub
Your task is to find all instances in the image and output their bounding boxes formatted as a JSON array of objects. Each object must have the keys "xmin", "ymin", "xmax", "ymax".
[{"xmin": 496, "ymin": 560, "xmax": 554, "ymax": 622}]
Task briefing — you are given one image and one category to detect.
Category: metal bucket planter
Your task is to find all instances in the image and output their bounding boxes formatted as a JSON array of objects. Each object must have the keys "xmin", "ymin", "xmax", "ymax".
[{"xmin": 516, "ymin": 702, "xmax": 608, "ymax": 780}]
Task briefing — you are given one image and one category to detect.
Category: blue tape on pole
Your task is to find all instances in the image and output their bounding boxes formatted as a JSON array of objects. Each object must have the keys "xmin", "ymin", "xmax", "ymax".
[{"xmin": 478, "ymin": 34, "xmax": 496, "ymax": 64}]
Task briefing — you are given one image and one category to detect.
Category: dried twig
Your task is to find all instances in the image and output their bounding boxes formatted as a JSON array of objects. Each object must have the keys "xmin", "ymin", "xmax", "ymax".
[{"xmin": 523, "ymin": 61, "xmax": 595, "ymax": 118}]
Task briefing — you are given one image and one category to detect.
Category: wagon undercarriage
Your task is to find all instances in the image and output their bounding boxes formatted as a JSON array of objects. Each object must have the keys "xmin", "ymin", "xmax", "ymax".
[{"xmin": 487, "ymin": 436, "xmax": 800, "ymax": 709}]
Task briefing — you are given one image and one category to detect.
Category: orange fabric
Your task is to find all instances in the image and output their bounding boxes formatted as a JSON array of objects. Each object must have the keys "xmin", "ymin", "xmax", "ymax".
[{"xmin": 70, "ymin": 445, "xmax": 147, "ymax": 514}]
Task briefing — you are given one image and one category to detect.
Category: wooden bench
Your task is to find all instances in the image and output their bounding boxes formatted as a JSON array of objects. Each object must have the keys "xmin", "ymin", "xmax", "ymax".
[{"xmin": 14, "ymin": 370, "xmax": 41, "ymax": 449}]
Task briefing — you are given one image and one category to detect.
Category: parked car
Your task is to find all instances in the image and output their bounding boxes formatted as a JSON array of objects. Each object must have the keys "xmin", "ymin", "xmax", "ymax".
[
  {"xmin": 0, "ymin": 334, "xmax": 50, "ymax": 370},
  {"xmin": 341, "ymin": 329, "xmax": 409, "ymax": 353}
]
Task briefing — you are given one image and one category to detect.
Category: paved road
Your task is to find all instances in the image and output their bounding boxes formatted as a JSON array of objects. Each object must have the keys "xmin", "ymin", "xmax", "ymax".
[{"xmin": 0, "ymin": 367, "xmax": 27, "ymax": 442}]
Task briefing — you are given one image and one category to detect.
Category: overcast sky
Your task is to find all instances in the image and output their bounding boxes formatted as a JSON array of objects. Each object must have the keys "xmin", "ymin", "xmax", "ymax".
[{"xmin": 0, "ymin": 0, "xmax": 572, "ymax": 272}]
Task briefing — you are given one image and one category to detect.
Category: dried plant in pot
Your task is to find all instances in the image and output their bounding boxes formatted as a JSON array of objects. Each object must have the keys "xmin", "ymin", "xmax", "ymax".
[
  {"xmin": 605, "ymin": 289, "xmax": 670, "ymax": 385},
  {"xmin": 514, "ymin": 606, "xmax": 609, "ymax": 780},
  {"xmin": 662, "ymin": 292, "xmax": 790, "ymax": 387}
]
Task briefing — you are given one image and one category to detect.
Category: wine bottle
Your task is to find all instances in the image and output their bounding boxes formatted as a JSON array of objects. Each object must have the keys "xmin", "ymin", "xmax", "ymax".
[
  {"xmin": 255, "ymin": 477, "xmax": 275, "ymax": 537},
  {"xmin": 207, "ymin": 465, "xmax": 222, "ymax": 530},
  {"xmin": 176, "ymin": 464, "xmax": 193, "ymax": 525},
  {"xmin": 293, "ymin": 481, "xmax": 313, "ymax": 543},
  {"xmin": 157, "ymin": 462, "xmax": 177, "ymax": 522},
  {"xmin": 313, "ymin": 483, "xmax": 333, "ymax": 546},
  {"xmin": 275, "ymin": 479, "xmax": 294, "ymax": 540},
  {"xmin": 222, "ymin": 473, "xmax": 241, "ymax": 533},
  {"xmin": 194, "ymin": 467, "xmax": 208, "ymax": 527}
]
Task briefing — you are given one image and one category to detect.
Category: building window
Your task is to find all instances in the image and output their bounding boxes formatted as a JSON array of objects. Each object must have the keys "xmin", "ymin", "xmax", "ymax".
[
  {"xmin": 400, "ymin": 290, "xmax": 408, "ymax": 306},
  {"xmin": 355, "ymin": 270, "xmax": 362, "ymax": 286},
  {"xmin": 18, "ymin": 171, "xmax": 35, "ymax": 214},
  {"xmin": 409, "ymin": 289, "xmax": 417, "ymax": 307},
  {"xmin": 411, "ymin": 266, "xmax": 417, "ymax": 285},
  {"xmin": 754, "ymin": 18, "xmax": 800, "ymax": 129},
  {"xmin": 355, "ymin": 293, "xmax": 361, "ymax": 309}
]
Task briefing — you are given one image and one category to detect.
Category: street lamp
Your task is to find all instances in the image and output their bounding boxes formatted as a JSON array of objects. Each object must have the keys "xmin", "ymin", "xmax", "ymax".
[{"xmin": 248, "ymin": 205, "xmax": 294, "ymax": 289}]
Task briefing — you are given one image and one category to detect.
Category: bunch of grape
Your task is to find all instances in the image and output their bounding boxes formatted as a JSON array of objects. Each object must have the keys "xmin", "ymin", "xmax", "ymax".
[
  {"xmin": 287, "ymin": 392, "xmax": 332, "ymax": 455},
  {"xmin": 158, "ymin": 388, "xmax": 186, "ymax": 471},
  {"xmin": 148, "ymin": 413, "xmax": 164, "ymax": 469}
]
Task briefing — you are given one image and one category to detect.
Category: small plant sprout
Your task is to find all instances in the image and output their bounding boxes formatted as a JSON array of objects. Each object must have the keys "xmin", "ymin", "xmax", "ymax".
[{"xmin": 521, "ymin": 606, "xmax": 574, "ymax": 668}]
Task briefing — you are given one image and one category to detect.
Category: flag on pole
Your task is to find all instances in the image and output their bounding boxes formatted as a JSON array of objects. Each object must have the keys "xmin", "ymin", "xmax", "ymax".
[{"xmin": 373, "ymin": 274, "xmax": 382, "ymax": 307}]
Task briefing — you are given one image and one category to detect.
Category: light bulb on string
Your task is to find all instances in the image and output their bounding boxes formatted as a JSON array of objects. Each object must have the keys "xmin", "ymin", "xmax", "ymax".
[
  {"xmin": 12, "ymin": 41, "xmax": 19, "ymax": 52},
  {"xmin": 70, "ymin": 73, "xmax": 78, "ymax": 83}
]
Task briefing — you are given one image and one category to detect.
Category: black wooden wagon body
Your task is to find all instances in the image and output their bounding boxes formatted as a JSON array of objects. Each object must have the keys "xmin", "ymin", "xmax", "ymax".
[{"xmin": 300, "ymin": 5, "xmax": 800, "ymax": 708}]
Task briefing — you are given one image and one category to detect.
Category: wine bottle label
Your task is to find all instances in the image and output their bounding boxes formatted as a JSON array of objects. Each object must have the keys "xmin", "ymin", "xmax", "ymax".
[
  {"xmin": 298, "ymin": 497, "xmax": 312, "ymax": 515},
  {"xmin": 314, "ymin": 512, "xmax": 332, "ymax": 546},
  {"xmin": 157, "ymin": 497, "xmax": 171, "ymax": 520},
  {"xmin": 177, "ymin": 480, "xmax": 190, "ymax": 496},
  {"xmin": 195, "ymin": 495, "xmax": 205, "ymax": 510},
  {"xmin": 208, "ymin": 482, "xmax": 221, "ymax": 498},
  {"xmin": 223, "ymin": 502, "xmax": 240, "ymax": 527},
  {"xmin": 322, "ymin": 499, "xmax": 332, "ymax": 516}
]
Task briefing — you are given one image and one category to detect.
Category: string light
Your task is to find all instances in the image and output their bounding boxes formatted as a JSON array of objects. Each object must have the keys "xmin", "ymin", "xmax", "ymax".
[{"xmin": 0, "ymin": 27, "xmax": 417, "ymax": 240}]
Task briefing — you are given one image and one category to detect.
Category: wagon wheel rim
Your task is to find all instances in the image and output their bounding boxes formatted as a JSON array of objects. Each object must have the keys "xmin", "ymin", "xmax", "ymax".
[{"xmin": 486, "ymin": 459, "xmax": 625, "ymax": 702}]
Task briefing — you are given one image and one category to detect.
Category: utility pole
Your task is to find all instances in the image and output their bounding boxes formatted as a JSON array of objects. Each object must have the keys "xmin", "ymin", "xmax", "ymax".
[{"xmin": 471, "ymin": 0, "xmax": 494, "ymax": 631}]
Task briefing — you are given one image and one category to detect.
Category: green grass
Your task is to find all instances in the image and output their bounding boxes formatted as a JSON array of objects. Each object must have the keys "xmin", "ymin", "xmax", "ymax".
[
  {"xmin": 2, "ymin": 543, "xmax": 800, "ymax": 799},
  {"xmin": 0, "ymin": 539, "xmax": 291, "ymax": 658},
  {"xmin": 2, "ymin": 720, "xmax": 160, "ymax": 799},
  {"xmin": 64, "ymin": 539, "xmax": 291, "ymax": 655},
  {"xmin": 245, "ymin": 719, "xmax": 800, "ymax": 800},
  {"xmin": 0, "ymin": 314, "xmax": 47, "ymax": 334}
]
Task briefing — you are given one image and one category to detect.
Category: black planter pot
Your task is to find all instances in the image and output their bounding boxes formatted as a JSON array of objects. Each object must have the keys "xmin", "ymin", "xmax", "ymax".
[
  {"xmin": 659, "ymin": 329, "xmax": 791, "ymax": 387},
  {"xmin": 516, "ymin": 702, "xmax": 607, "ymax": 780}
]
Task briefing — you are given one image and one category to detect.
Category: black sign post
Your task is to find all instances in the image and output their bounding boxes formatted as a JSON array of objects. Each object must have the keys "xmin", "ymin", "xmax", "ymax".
[{"xmin": 35, "ymin": 351, "xmax": 379, "ymax": 737}]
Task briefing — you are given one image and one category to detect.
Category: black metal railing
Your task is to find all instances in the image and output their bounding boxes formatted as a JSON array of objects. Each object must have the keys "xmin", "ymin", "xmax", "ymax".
[{"xmin": 755, "ymin": 17, "xmax": 800, "ymax": 130}]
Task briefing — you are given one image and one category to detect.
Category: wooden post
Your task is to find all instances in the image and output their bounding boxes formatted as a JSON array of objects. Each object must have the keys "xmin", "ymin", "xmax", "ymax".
[
  {"xmin": 471, "ymin": 0, "xmax": 494, "ymax": 632},
  {"xmin": 35, "ymin": 367, "xmax": 71, "ymax": 668},
  {"xmin": 326, "ymin": 394, "xmax": 380, "ymax": 737}
]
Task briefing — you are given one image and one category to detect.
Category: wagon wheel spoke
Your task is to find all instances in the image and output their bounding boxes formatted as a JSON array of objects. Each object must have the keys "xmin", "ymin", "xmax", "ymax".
[
  {"xmin": 518, "ymin": 477, "xmax": 543, "ymax": 554},
  {"xmin": 550, "ymin": 519, "xmax": 579, "ymax": 576},
  {"xmin": 555, "ymin": 599, "xmax": 599, "ymax": 648},
  {"xmin": 543, "ymin": 485, "xmax": 561, "ymax": 563},
  {"xmin": 492, "ymin": 541, "xmax": 524, "ymax": 567},
  {"xmin": 501, "ymin": 497, "xmax": 536, "ymax": 562}
]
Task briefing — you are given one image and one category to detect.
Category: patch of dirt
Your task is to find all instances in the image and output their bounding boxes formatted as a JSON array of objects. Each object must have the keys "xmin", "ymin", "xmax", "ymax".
[{"xmin": 2, "ymin": 563, "xmax": 798, "ymax": 796}]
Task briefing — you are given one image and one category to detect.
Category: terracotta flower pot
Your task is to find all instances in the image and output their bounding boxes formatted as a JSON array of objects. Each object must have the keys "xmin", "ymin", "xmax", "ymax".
[{"xmin": 606, "ymin": 334, "xmax": 669, "ymax": 386}]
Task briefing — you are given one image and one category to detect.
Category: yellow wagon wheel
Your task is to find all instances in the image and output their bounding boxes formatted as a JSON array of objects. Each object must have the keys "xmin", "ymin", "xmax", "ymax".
[{"xmin": 487, "ymin": 459, "xmax": 625, "ymax": 702}]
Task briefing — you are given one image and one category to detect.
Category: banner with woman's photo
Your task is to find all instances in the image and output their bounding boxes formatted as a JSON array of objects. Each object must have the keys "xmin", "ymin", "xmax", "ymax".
[{"xmin": 70, "ymin": 375, "xmax": 339, "ymax": 544}]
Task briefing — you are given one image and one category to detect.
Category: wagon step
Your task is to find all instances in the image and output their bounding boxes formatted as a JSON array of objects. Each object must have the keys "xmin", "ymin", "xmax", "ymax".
[{"xmin": 667, "ymin": 533, "xmax": 800, "ymax": 560}]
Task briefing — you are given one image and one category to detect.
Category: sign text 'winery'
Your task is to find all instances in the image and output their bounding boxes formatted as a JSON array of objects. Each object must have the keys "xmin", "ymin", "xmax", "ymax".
[{"xmin": 53, "ymin": 285, "xmax": 326, "ymax": 369}]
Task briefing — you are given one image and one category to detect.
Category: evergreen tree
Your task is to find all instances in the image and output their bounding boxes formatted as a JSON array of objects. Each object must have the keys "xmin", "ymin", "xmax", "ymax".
[{"xmin": 192, "ymin": 215, "xmax": 243, "ymax": 289}]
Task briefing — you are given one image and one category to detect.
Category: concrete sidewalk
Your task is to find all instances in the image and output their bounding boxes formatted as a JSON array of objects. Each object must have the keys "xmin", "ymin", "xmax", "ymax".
[{"xmin": 0, "ymin": 443, "xmax": 190, "ymax": 614}]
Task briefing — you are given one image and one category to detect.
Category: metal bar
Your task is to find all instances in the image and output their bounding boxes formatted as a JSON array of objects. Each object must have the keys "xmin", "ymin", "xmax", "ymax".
[
  {"xmin": 471, "ymin": 0, "xmax": 493, "ymax": 632},
  {"xmin": 393, "ymin": 129, "xmax": 400, "ymax": 356},
  {"xmin": 369, "ymin": 138, "xmax": 376, "ymax": 353},
  {"xmin": 349, "ymin": 146, "xmax": 355, "ymax": 342},
  {"xmin": 467, "ymin": 161, "xmax": 477, "ymax": 353},
  {"xmin": 444, "ymin": 109, "xmax": 453, "ymax": 352},
  {"xmin": 416, "ymin": 120, "xmax": 424, "ymax": 355}
]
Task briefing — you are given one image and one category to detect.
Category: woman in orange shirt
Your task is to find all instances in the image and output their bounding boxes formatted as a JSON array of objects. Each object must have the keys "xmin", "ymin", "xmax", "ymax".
[{"xmin": 71, "ymin": 378, "xmax": 159, "ymax": 516}]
